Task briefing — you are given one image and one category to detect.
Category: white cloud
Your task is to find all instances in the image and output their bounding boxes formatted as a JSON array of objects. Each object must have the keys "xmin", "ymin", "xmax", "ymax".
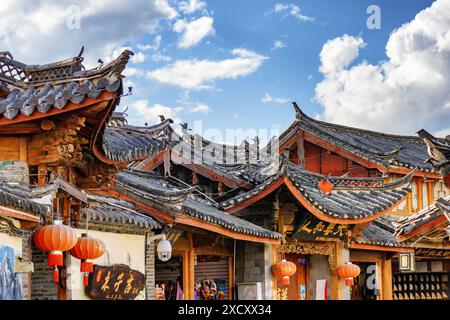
[
  {"xmin": 319, "ymin": 35, "xmax": 366, "ymax": 74},
  {"xmin": 188, "ymin": 103, "xmax": 211, "ymax": 114},
  {"xmin": 123, "ymin": 67, "xmax": 145, "ymax": 77},
  {"xmin": 128, "ymin": 99, "xmax": 182, "ymax": 125},
  {"xmin": 0, "ymin": 0, "xmax": 177, "ymax": 66},
  {"xmin": 307, "ymin": 74, "xmax": 313, "ymax": 80},
  {"xmin": 261, "ymin": 93, "xmax": 288, "ymax": 104},
  {"xmin": 315, "ymin": 0, "xmax": 450, "ymax": 135},
  {"xmin": 131, "ymin": 51, "xmax": 146, "ymax": 63},
  {"xmin": 271, "ymin": 40, "xmax": 286, "ymax": 51},
  {"xmin": 151, "ymin": 53, "xmax": 172, "ymax": 62},
  {"xmin": 137, "ymin": 35, "xmax": 162, "ymax": 51},
  {"xmin": 147, "ymin": 48, "xmax": 268, "ymax": 90},
  {"xmin": 273, "ymin": 3, "xmax": 314, "ymax": 22},
  {"xmin": 173, "ymin": 16, "xmax": 214, "ymax": 48},
  {"xmin": 178, "ymin": 0, "xmax": 207, "ymax": 15}
]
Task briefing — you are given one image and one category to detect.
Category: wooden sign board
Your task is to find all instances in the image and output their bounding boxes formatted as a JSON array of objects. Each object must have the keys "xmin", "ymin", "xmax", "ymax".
[
  {"xmin": 87, "ymin": 264, "xmax": 146, "ymax": 300},
  {"xmin": 415, "ymin": 248, "xmax": 450, "ymax": 258},
  {"xmin": 292, "ymin": 213, "xmax": 350, "ymax": 241}
]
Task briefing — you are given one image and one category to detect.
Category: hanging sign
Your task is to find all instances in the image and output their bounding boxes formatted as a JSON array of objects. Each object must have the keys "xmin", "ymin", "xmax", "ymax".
[
  {"xmin": 86, "ymin": 264, "xmax": 146, "ymax": 300},
  {"xmin": 292, "ymin": 213, "xmax": 350, "ymax": 241}
]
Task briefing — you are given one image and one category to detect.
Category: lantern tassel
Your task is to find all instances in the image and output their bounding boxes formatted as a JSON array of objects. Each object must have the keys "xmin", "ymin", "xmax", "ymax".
[
  {"xmin": 83, "ymin": 273, "xmax": 89, "ymax": 286},
  {"xmin": 53, "ymin": 267, "xmax": 59, "ymax": 283}
]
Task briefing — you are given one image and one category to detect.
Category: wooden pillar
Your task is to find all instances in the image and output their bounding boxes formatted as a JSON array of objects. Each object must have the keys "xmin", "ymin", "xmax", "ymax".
[
  {"xmin": 188, "ymin": 232, "xmax": 195, "ymax": 300},
  {"xmin": 427, "ymin": 181, "xmax": 434, "ymax": 205},
  {"xmin": 331, "ymin": 242, "xmax": 343, "ymax": 300},
  {"xmin": 228, "ymin": 256, "xmax": 234, "ymax": 300},
  {"xmin": 382, "ymin": 255, "xmax": 393, "ymax": 300},
  {"xmin": 37, "ymin": 164, "xmax": 47, "ymax": 186},
  {"xmin": 19, "ymin": 136, "xmax": 27, "ymax": 162},
  {"xmin": 417, "ymin": 178, "xmax": 423, "ymax": 210},
  {"xmin": 182, "ymin": 251, "xmax": 189, "ymax": 300}
]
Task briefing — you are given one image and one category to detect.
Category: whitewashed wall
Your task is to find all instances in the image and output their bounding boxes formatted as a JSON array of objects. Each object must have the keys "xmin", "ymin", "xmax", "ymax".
[{"xmin": 67, "ymin": 229, "xmax": 146, "ymax": 300}]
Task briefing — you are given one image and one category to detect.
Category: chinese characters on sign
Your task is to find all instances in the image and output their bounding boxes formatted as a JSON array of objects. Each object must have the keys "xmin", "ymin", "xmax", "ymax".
[
  {"xmin": 87, "ymin": 264, "xmax": 145, "ymax": 300},
  {"xmin": 292, "ymin": 213, "xmax": 350, "ymax": 241},
  {"xmin": 415, "ymin": 248, "xmax": 450, "ymax": 258}
]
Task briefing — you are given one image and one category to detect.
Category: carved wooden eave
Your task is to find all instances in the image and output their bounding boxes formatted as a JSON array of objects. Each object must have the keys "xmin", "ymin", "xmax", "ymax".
[{"xmin": 280, "ymin": 241, "xmax": 336, "ymax": 270}]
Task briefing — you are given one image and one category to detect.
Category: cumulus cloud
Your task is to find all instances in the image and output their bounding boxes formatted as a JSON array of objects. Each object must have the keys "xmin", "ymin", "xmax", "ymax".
[
  {"xmin": 128, "ymin": 99, "xmax": 182, "ymax": 125},
  {"xmin": 151, "ymin": 53, "xmax": 172, "ymax": 62},
  {"xmin": 315, "ymin": 0, "xmax": 450, "ymax": 135},
  {"xmin": 147, "ymin": 48, "xmax": 268, "ymax": 90},
  {"xmin": 137, "ymin": 35, "xmax": 162, "ymax": 51},
  {"xmin": 173, "ymin": 16, "xmax": 214, "ymax": 48},
  {"xmin": 178, "ymin": 0, "xmax": 207, "ymax": 15},
  {"xmin": 271, "ymin": 40, "xmax": 286, "ymax": 51},
  {"xmin": 261, "ymin": 93, "xmax": 288, "ymax": 104},
  {"xmin": 273, "ymin": 3, "xmax": 314, "ymax": 22},
  {"xmin": 0, "ymin": 0, "xmax": 177, "ymax": 66},
  {"xmin": 188, "ymin": 103, "xmax": 211, "ymax": 114},
  {"xmin": 319, "ymin": 35, "xmax": 366, "ymax": 74}
]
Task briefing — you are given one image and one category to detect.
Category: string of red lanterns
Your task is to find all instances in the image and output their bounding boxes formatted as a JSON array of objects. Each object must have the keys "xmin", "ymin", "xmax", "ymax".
[{"xmin": 70, "ymin": 233, "xmax": 105, "ymax": 286}]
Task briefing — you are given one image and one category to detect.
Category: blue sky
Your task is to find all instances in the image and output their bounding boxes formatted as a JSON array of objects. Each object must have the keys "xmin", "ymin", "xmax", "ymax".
[{"xmin": 1, "ymin": 0, "xmax": 447, "ymax": 142}]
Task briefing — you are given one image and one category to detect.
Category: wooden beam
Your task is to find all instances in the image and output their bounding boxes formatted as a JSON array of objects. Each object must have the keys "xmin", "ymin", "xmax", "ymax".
[
  {"xmin": 350, "ymin": 243, "xmax": 414, "ymax": 253},
  {"xmin": 331, "ymin": 242, "xmax": 342, "ymax": 300},
  {"xmin": 182, "ymin": 251, "xmax": 189, "ymax": 300},
  {"xmin": 0, "ymin": 206, "xmax": 40, "ymax": 223}
]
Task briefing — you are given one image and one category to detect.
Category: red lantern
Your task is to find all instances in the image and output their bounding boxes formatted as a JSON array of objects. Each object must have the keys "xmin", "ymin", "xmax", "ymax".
[
  {"xmin": 337, "ymin": 262, "xmax": 361, "ymax": 286},
  {"xmin": 272, "ymin": 259, "xmax": 297, "ymax": 286},
  {"xmin": 70, "ymin": 233, "xmax": 105, "ymax": 286},
  {"xmin": 318, "ymin": 178, "xmax": 333, "ymax": 194},
  {"xmin": 33, "ymin": 220, "xmax": 78, "ymax": 283}
]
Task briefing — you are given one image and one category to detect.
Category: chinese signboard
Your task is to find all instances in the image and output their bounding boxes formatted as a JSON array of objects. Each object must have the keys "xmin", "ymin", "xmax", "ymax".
[
  {"xmin": 415, "ymin": 248, "xmax": 450, "ymax": 258},
  {"xmin": 292, "ymin": 213, "xmax": 350, "ymax": 241},
  {"xmin": 87, "ymin": 264, "xmax": 146, "ymax": 300}
]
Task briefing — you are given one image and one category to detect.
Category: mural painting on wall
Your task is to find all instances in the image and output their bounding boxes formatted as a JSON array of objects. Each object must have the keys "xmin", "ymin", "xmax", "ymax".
[
  {"xmin": 86, "ymin": 264, "xmax": 146, "ymax": 300},
  {"xmin": 292, "ymin": 213, "xmax": 351, "ymax": 241},
  {"xmin": 0, "ymin": 246, "xmax": 21, "ymax": 300}
]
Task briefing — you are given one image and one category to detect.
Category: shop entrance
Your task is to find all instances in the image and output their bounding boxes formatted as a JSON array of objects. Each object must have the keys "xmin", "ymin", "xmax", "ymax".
[
  {"xmin": 352, "ymin": 262, "xmax": 380, "ymax": 300},
  {"xmin": 155, "ymin": 255, "xmax": 184, "ymax": 300}
]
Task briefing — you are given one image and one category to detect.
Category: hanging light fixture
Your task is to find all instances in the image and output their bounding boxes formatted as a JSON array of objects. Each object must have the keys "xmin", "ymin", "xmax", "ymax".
[
  {"xmin": 33, "ymin": 219, "xmax": 78, "ymax": 283},
  {"xmin": 337, "ymin": 262, "xmax": 361, "ymax": 286},
  {"xmin": 70, "ymin": 233, "xmax": 105, "ymax": 286},
  {"xmin": 318, "ymin": 178, "xmax": 333, "ymax": 194},
  {"xmin": 272, "ymin": 259, "xmax": 297, "ymax": 286}
]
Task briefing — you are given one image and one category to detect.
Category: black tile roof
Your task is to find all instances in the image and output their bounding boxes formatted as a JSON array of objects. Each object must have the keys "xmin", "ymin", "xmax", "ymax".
[
  {"xmin": 102, "ymin": 120, "xmax": 173, "ymax": 163},
  {"xmin": 82, "ymin": 194, "xmax": 162, "ymax": 229},
  {"xmin": 417, "ymin": 129, "xmax": 450, "ymax": 180},
  {"xmin": 221, "ymin": 161, "xmax": 413, "ymax": 221},
  {"xmin": 279, "ymin": 104, "xmax": 438, "ymax": 172},
  {"xmin": 395, "ymin": 196, "xmax": 450, "ymax": 236},
  {"xmin": 114, "ymin": 170, "xmax": 281, "ymax": 240},
  {"xmin": 355, "ymin": 216, "xmax": 409, "ymax": 247},
  {"xmin": 0, "ymin": 183, "xmax": 51, "ymax": 216},
  {"xmin": 0, "ymin": 50, "xmax": 133, "ymax": 121}
]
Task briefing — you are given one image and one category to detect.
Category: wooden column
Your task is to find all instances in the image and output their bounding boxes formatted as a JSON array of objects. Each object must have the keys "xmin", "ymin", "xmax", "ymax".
[
  {"xmin": 37, "ymin": 164, "xmax": 47, "ymax": 186},
  {"xmin": 417, "ymin": 178, "xmax": 424, "ymax": 210},
  {"xmin": 182, "ymin": 251, "xmax": 189, "ymax": 300},
  {"xmin": 382, "ymin": 254, "xmax": 393, "ymax": 300},
  {"xmin": 427, "ymin": 181, "xmax": 434, "ymax": 206},
  {"xmin": 228, "ymin": 256, "xmax": 234, "ymax": 300},
  {"xmin": 331, "ymin": 242, "xmax": 343, "ymax": 300},
  {"xmin": 19, "ymin": 136, "xmax": 27, "ymax": 162},
  {"xmin": 188, "ymin": 232, "xmax": 195, "ymax": 300}
]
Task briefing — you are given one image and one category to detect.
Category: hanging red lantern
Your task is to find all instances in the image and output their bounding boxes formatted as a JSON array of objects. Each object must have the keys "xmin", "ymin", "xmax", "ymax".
[
  {"xmin": 272, "ymin": 259, "xmax": 297, "ymax": 286},
  {"xmin": 318, "ymin": 178, "xmax": 333, "ymax": 194},
  {"xmin": 337, "ymin": 262, "xmax": 361, "ymax": 286},
  {"xmin": 70, "ymin": 233, "xmax": 105, "ymax": 286},
  {"xmin": 33, "ymin": 220, "xmax": 78, "ymax": 283}
]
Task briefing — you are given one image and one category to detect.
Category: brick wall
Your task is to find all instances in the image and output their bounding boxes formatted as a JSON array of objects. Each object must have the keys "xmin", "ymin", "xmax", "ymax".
[
  {"xmin": 145, "ymin": 233, "xmax": 155, "ymax": 300},
  {"xmin": 30, "ymin": 242, "xmax": 58, "ymax": 300}
]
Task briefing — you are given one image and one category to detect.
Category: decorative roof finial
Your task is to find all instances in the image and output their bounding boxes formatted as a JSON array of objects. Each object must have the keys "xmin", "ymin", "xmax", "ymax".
[{"xmin": 292, "ymin": 102, "xmax": 302, "ymax": 121}]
